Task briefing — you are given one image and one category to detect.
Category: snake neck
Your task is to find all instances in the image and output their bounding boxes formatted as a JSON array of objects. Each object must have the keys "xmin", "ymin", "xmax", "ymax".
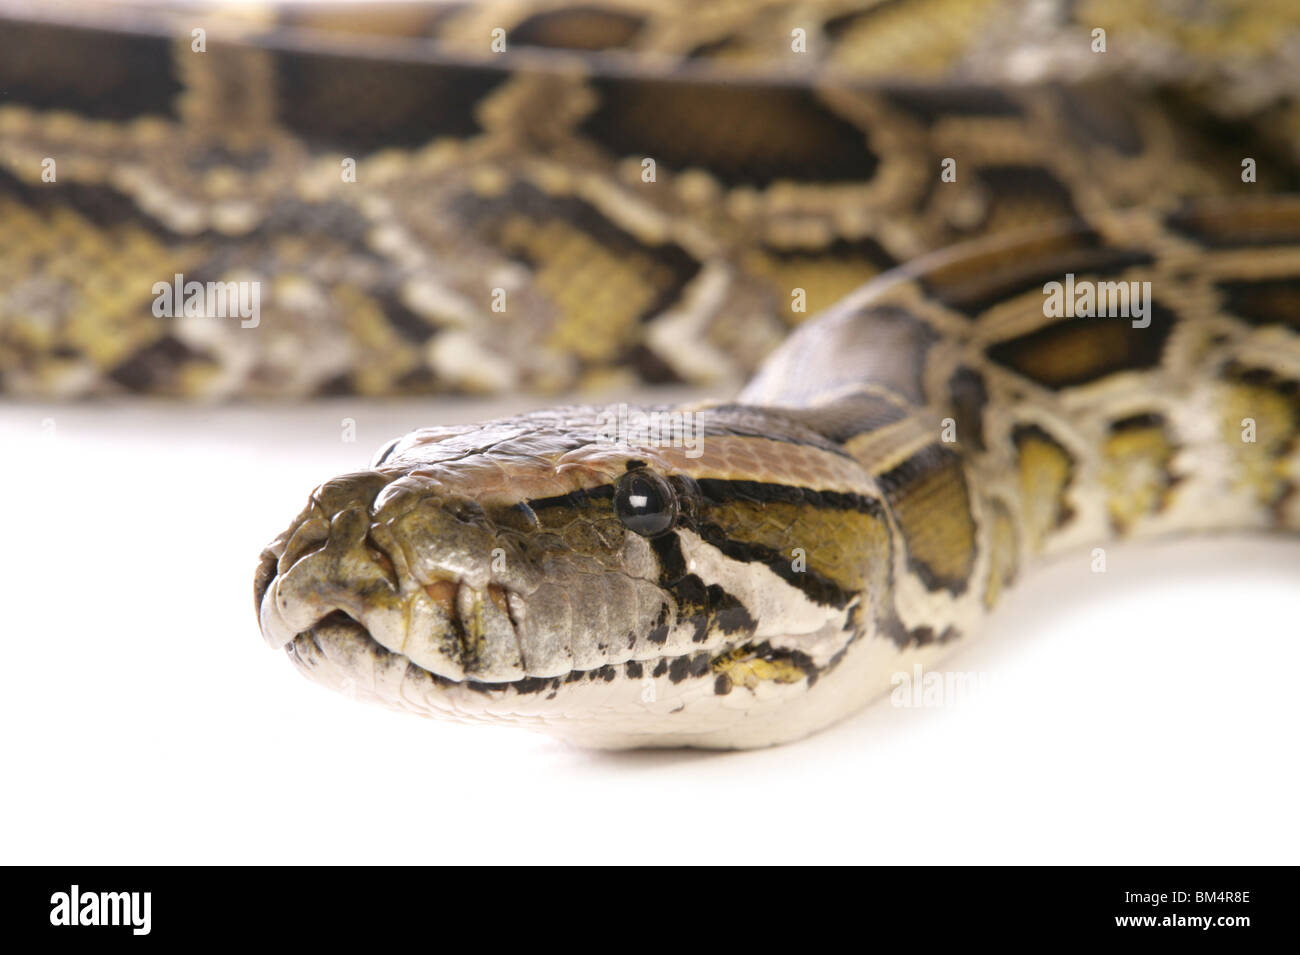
[{"xmin": 742, "ymin": 202, "xmax": 1300, "ymax": 644}]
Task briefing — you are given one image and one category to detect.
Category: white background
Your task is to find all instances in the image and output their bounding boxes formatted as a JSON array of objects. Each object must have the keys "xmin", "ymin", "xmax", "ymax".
[{"xmin": 1, "ymin": 395, "xmax": 1297, "ymax": 864}]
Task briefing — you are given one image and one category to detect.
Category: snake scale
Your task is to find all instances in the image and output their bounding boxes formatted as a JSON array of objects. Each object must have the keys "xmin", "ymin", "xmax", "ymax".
[{"xmin": 4, "ymin": 1, "xmax": 1300, "ymax": 747}]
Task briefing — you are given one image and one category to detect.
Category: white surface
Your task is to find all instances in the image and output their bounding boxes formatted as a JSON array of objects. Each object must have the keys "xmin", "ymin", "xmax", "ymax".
[{"xmin": 0, "ymin": 397, "xmax": 1297, "ymax": 865}]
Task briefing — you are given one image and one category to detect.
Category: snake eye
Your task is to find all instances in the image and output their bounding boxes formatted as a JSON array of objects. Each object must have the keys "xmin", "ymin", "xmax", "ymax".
[
  {"xmin": 371, "ymin": 437, "xmax": 401, "ymax": 468},
  {"xmin": 614, "ymin": 469, "xmax": 678, "ymax": 537}
]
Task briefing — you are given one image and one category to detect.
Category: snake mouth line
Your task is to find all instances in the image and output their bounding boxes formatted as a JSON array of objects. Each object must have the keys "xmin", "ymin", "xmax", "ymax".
[{"xmin": 286, "ymin": 609, "xmax": 727, "ymax": 697}]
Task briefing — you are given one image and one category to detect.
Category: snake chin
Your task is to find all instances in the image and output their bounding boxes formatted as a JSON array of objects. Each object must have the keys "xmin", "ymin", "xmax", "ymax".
[
  {"xmin": 281, "ymin": 606, "xmax": 704, "ymax": 721},
  {"xmin": 281, "ymin": 608, "xmax": 884, "ymax": 750}
]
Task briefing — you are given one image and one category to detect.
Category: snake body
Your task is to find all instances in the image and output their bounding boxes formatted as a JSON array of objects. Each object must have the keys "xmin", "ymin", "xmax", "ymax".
[
  {"xmin": 2, "ymin": 2, "xmax": 1299, "ymax": 746},
  {"xmin": 256, "ymin": 199, "xmax": 1300, "ymax": 748},
  {"xmin": 6, "ymin": 0, "xmax": 1300, "ymax": 396}
]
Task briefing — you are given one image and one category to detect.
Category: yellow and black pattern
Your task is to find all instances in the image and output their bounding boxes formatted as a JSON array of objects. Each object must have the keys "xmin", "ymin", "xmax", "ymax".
[{"xmin": 3, "ymin": 0, "xmax": 1300, "ymax": 396}]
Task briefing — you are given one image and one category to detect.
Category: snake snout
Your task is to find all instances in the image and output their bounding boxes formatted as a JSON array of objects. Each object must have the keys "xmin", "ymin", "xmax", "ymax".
[
  {"xmin": 257, "ymin": 501, "xmax": 404, "ymax": 650},
  {"xmin": 256, "ymin": 469, "xmax": 405, "ymax": 650},
  {"xmin": 256, "ymin": 469, "xmax": 534, "ymax": 683}
]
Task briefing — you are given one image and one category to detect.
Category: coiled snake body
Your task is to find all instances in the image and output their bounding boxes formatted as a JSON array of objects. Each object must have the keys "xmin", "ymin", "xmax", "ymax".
[{"xmin": 4, "ymin": 2, "xmax": 1299, "ymax": 747}]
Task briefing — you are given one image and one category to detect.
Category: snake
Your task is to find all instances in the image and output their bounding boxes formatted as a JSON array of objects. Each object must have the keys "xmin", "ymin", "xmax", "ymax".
[{"xmin": 4, "ymin": 1, "xmax": 1299, "ymax": 747}]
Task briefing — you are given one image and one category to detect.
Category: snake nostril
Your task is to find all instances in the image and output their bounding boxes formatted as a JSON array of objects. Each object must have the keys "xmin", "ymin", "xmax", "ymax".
[{"xmin": 278, "ymin": 518, "xmax": 330, "ymax": 575}]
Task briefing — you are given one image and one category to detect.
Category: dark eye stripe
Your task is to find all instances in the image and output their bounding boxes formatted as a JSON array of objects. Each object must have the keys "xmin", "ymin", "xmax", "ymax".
[{"xmin": 526, "ymin": 485, "xmax": 616, "ymax": 511}]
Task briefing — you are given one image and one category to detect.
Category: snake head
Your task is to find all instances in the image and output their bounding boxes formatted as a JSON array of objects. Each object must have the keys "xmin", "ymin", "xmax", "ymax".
[{"xmin": 254, "ymin": 405, "xmax": 886, "ymax": 748}]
